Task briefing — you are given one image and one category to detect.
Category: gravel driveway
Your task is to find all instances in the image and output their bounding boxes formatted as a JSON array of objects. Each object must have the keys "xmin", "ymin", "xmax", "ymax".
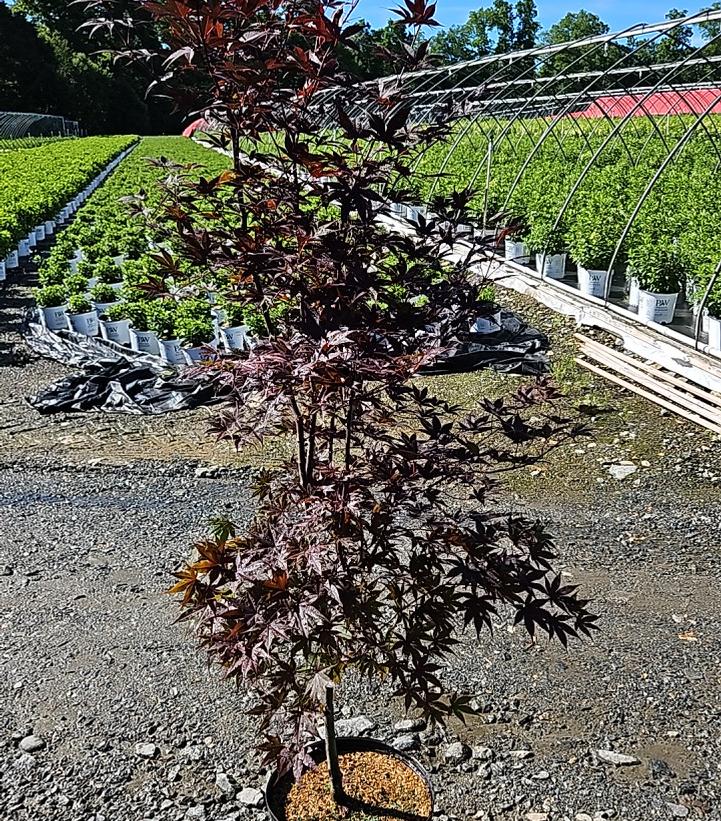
[{"xmin": 1, "ymin": 261, "xmax": 720, "ymax": 821}]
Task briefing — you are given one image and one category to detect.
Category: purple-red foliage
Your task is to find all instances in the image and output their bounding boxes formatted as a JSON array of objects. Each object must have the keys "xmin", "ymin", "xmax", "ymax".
[{"xmin": 92, "ymin": 0, "xmax": 597, "ymax": 776}]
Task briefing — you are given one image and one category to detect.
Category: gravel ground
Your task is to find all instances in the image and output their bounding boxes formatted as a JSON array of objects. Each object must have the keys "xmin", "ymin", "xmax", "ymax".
[{"xmin": 1, "ymin": 257, "xmax": 721, "ymax": 821}]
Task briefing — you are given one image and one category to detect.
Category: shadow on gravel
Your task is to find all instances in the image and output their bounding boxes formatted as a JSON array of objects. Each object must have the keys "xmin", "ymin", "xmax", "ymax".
[{"xmin": 0, "ymin": 254, "xmax": 43, "ymax": 368}]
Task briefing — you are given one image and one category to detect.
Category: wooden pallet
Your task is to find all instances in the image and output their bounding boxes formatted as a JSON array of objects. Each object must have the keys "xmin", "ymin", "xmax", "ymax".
[{"xmin": 575, "ymin": 333, "xmax": 721, "ymax": 435}]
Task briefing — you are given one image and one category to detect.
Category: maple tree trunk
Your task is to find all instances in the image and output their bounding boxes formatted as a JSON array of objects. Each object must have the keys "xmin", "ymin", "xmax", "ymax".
[{"xmin": 325, "ymin": 684, "xmax": 344, "ymax": 805}]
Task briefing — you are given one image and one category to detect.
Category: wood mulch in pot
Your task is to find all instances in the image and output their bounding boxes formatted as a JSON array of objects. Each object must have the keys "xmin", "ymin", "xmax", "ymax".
[{"xmin": 285, "ymin": 750, "xmax": 432, "ymax": 821}]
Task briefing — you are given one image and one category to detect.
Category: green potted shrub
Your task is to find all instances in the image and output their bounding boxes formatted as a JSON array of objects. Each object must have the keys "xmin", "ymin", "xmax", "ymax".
[
  {"xmin": 99, "ymin": 302, "xmax": 132, "ymax": 346},
  {"xmin": 626, "ymin": 240, "xmax": 686, "ymax": 325},
  {"xmin": 527, "ymin": 219, "xmax": 567, "ymax": 281},
  {"xmin": 176, "ymin": 315, "xmax": 215, "ymax": 364},
  {"xmin": 66, "ymin": 294, "xmax": 99, "ymax": 337},
  {"xmin": 90, "ymin": 282, "xmax": 122, "ymax": 315},
  {"xmin": 501, "ymin": 214, "xmax": 530, "ymax": 265},
  {"xmin": 125, "ymin": 301, "xmax": 160, "ymax": 356},
  {"xmin": 34, "ymin": 284, "xmax": 68, "ymax": 331},
  {"xmin": 147, "ymin": 301, "xmax": 185, "ymax": 365},
  {"xmin": 567, "ymin": 218, "xmax": 617, "ymax": 299},
  {"xmin": 95, "ymin": 256, "xmax": 124, "ymax": 290},
  {"xmin": 63, "ymin": 273, "xmax": 90, "ymax": 297},
  {"xmin": 216, "ymin": 299, "xmax": 251, "ymax": 350},
  {"xmin": 472, "ymin": 284, "xmax": 503, "ymax": 334},
  {"xmin": 37, "ymin": 258, "xmax": 68, "ymax": 288}
]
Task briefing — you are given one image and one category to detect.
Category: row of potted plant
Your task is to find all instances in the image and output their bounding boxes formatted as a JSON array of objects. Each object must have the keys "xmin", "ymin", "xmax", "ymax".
[
  {"xmin": 0, "ymin": 136, "xmax": 137, "ymax": 279},
  {"xmin": 415, "ymin": 115, "xmax": 721, "ymax": 331},
  {"xmin": 29, "ymin": 136, "xmax": 258, "ymax": 363}
]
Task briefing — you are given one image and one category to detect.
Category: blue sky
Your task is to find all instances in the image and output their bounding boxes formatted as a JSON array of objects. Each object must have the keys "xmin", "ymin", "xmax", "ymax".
[{"xmin": 352, "ymin": 1, "xmax": 697, "ymax": 32}]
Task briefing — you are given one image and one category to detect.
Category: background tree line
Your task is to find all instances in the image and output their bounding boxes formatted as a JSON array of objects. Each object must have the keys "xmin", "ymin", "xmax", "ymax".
[{"xmin": 0, "ymin": 0, "xmax": 180, "ymax": 135}]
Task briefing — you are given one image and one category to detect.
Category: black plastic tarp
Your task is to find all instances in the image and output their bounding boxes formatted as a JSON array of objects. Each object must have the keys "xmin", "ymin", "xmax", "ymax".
[
  {"xmin": 23, "ymin": 308, "xmax": 548, "ymax": 415},
  {"xmin": 419, "ymin": 310, "xmax": 550, "ymax": 376},
  {"xmin": 24, "ymin": 319, "xmax": 223, "ymax": 415}
]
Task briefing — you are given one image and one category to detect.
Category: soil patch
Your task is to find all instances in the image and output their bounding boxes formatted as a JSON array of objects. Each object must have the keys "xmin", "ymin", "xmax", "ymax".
[{"xmin": 285, "ymin": 751, "xmax": 432, "ymax": 821}]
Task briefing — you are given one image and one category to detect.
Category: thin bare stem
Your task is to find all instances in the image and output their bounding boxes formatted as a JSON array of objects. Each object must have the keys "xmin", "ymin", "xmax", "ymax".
[{"xmin": 325, "ymin": 684, "xmax": 344, "ymax": 805}]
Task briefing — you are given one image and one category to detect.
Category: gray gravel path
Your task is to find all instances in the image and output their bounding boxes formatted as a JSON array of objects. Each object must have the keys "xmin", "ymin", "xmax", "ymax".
[{"xmin": 1, "ymin": 460, "xmax": 719, "ymax": 821}]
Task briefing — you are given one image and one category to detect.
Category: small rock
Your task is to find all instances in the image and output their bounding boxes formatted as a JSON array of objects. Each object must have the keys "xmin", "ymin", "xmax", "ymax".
[
  {"xmin": 394, "ymin": 718, "xmax": 427, "ymax": 733},
  {"xmin": 15, "ymin": 753, "xmax": 37, "ymax": 769},
  {"xmin": 608, "ymin": 463, "xmax": 637, "ymax": 480},
  {"xmin": 444, "ymin": 741, "xmax": 471, "ymax": 765},
  {"xmin": 237, "ymin": 787, "xmax": 264, "ymax": 808},
  {"xmin": 666, "ymin": 804, "xmax": 689, "ymax": 819},
  {"xmin": 393, "ymin": 734, "xmax": 420, "ymax": 752},
  {"xmin": 593, "ymin": 812, "xmax": 616, "ymax": 820},
  {"xmin": 575, "ymin": 815, "xmax": 593, "ymax": 821},
  {"xmin": 0, "ymin": 564, "xmax": 13, "ymax": 576},
  {"xmin": 532, "ymin": 770, "xmax": 550, "ymax": 780},
  {"xmin": 595, "ymin": 749, "xmax": 639, "ymax": 767},
  {"xmin": 508, "ymin": 749, "xmax": 533, "ymax": 760},
  {"xmin": 134, "ymin": 742, "xmax": 158, "ymax": 759},
  {"xmin": 335, "ymin": 715, "xmax": 376, "ymax": 736},
  {"xmin": 472, "ymin": 746, "xmax": 494, "ymax": 761},
  {"xmin": 19, "ymin": 735, "xmax": 45, "ymax": 753},
  {"xmin": 526, "ymin": 813, "xmax": 548, "ymax": 821},
  {"xmin": 215, "ymin": 772, "xmax": 235, "ymax": 798},
  {"xmin": 650, "ymin": 758, "xmax": 675, "ymax": 779},
  {"xmin": 185, "ymin": 806, "xmax": 206, "ymax": 820}
]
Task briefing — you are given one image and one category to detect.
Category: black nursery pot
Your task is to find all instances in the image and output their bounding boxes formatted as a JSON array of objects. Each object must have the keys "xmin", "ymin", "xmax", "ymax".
[{"xmin": 264, "ymin": 735, "xmax": 435, "ymax": 821}]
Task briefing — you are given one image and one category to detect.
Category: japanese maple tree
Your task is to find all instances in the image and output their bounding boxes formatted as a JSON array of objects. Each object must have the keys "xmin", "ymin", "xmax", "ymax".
[{"xmin": 91, "ymin": 0, "xmax": 597, "ymax": 785}]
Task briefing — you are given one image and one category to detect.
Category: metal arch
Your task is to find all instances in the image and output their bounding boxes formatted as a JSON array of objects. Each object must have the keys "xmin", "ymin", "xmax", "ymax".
[
  {"xmin": 420, "ymin": 35, "xmax": 618, "ymax": 202},
  {"xmin": 693, "ymin": 259, "xmax": 721, "ymax": 347},
  {"xmin": 418, "ymin": 21, "xmax": 662, "ymax": 204},
  {"xmin": 602, "ymin": 87, "xmax": 721, "ymax": 303},
  {"xmin": 497, "ymin": 18, "xmax": 716, "ymax": 216},
  {"xmin": 545, "ymin": 34, "xmax": 721, "ymax": 263}
]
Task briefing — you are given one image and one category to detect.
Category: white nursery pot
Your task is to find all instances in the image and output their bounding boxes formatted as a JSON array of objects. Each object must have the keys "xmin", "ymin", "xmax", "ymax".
[
  {"xmin": 472, "ymin": 312, "xmax": 503, "ymax": 334},
  {"xmin": 707, "ymin": 316, "xmax": 721, "ymax": 351},
  {"xmin": 577, "ymin": 265, "xmax": 611, "ymax": 298},
  {"xmin": 702, "ymin": 309, "xmax": 710, "ymax": 334},
  {"xmin": 69, "ymin": 310, "xmax": 99, "ymax": 337},
  {"xmin": 504, "ymin": 238, "xmax": 531, "ymax": 265},
  {"xmin": 44, "ymin": 220, "xmax": 55, "ymax": 235},
  {"xmin": 160, "ymin": 338, "xmax": 186, "ymax": 365},
  {"xmin": 536, "ymin": 253, "xmax": 566, "ymax": 280},
  {"xmin": 223, "ymin": 325, "xmax": 250, "ymax": 350},
  {"xmin": 99, "ymin": 318, "xmax": 131, "ymax": 346},
  {"xmin": 637, "ymin": 290, "xmax": 678, "ymax": 325},
  {"xmin": 112, "ymin": 255, "xmax": 126, "ymax": 267},
  {"xmin": 27, "ymin": 231, "xmax": 37, "ymax": 248},
  {"xmin": 182, "ymin": 346, "xmax": 207, "ymax": 365},
  {"xmin": 0, "ymin": 260, "xmax": 5, "ymax": 281},
  {"xmin": 6, "ymin": 250, "xmax": 19, "ymax": 269},
  {"xmin": 42, "ymin": 305, "xmax": 69, "ymax": 331},
  {"xmin": 18, "ymin": 239, "xmax": 31, "ymax": 257},
  {"xmin": 34, "ymin": 224, "xmax": 46, "ymax": 242},
  {"xmin": 628, "ymin": 277, "xmax": 640, "ymax": 309},
  {"xmin": 93, "ymin": 300, "xmax": 121, "ymax": 315},
  {"xmin": 129, "ymin": 328, "xmax": 160, "ymax": 356},
  {"xmin": 108, "ymin": 281, "xmax": 124, "ymax": 292}
]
